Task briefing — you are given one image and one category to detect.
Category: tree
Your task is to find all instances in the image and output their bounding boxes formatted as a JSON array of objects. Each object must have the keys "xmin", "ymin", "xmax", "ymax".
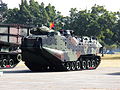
[
  {"xmin": 5, "ymin": 8, "xmax": 19, "ymax": 24},
  {"xmin": 63, "ymin": 5, "xmax": 118, "ymax": 46},
  {"xmin": 0, "ymin": 0, "xmax": 7, "ymax": 23},
  {"xmin": 38, "ymin": 2, "xmax": 49, "ymax": 26},
  {"xmin": 3, "ymin": 1, "xmax": 120, "ymax": 47},
  {"xmin": 45, "ymin": 3, "xmax": 56, "ymax": 22},
  {"xmin": 18, "ymin": 0, "xmax": 33, "ymax": 24}
]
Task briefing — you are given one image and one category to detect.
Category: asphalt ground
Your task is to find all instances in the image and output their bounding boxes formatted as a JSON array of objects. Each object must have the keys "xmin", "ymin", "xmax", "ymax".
[{"xmin": 0, "ymin": 60, "xmax": 120, "ymax": 90}]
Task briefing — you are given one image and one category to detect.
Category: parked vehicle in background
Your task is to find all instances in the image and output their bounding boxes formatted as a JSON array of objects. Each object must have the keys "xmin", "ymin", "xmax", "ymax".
[{"xmin": 0, "ymin": 24, "xmax": 31, "ymax": 69}]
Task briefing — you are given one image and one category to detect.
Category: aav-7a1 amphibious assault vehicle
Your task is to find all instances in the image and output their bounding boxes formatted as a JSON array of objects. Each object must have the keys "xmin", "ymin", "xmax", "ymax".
[{"xmin": 21, "ymin": 26, "xmax": 102, "ymax": 71}]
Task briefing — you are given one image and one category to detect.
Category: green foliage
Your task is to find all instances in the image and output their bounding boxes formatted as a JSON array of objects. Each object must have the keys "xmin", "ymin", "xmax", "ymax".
[
  {"xmin": 1, "ymin": 1, "xmax": 120, "ymax": 47},
  {"xmin": 64, "ymin": 5, "xmax": 119, "ymax": 46},
  {"xmin": 0, "ymin": 2, "xmax": 8, "ymax": 22},
  {"xmin": 105, "ymin": 44, "xmax": 117, "ymax": 50},
  {"xmin": 5, "ymin": 8, "xmax": 19, "ymax": 24}
]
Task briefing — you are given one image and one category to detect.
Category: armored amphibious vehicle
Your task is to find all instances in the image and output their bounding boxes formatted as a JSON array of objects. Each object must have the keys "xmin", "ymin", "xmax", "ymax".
[{"xmin": 21, "ymin": 26, "xmax": 102, "ymax": 71}]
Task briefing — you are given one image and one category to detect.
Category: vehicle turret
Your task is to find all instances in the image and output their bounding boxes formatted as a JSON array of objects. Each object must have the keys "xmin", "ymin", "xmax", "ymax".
[{"xmin": 30, "ymin": 26, "xmax": 54, "ymax": 35}]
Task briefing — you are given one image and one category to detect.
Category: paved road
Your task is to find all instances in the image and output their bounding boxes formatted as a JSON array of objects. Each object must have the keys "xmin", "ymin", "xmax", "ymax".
[{"xmin": 0, "ymin": 61, "xmax": 120, "ymax": 90}]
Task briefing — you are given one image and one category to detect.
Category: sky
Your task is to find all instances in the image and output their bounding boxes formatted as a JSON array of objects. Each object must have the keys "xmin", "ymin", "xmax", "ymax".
[{"xmin": 2, "ymin": 0, "xmax": 120, "ymax": 16}]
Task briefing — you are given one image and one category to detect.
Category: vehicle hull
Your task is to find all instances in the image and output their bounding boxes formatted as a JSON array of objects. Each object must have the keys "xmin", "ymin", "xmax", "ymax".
[{"xmin": 22, "ymin": 47, "xmax": 101, "ymax": 71}]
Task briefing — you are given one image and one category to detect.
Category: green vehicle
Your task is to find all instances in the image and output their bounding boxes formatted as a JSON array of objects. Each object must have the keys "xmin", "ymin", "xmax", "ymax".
[{"xmin": 21, "ymin": 26, "xmax": 102, "ymax": 71}]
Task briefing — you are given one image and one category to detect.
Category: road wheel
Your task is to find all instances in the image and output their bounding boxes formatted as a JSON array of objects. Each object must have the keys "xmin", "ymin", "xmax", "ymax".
[
  {"xmin": 87, "ymin": 60, "xmax": 91, "ymax": 69},
  {"xmin": 2, "ymin": 59, "xmax": 7, "ymax": 68},
  {"xmin": 82, "ymin": 60, "xmax": 87, "ymax": 70},
  {"xmin": 76, "ymin": 61, "xmax": 81, "ymax": 70},
  {"xmin": 9, "ymin": 59, "xmax": 14, "ymax": 67},
  {"xmin": 0, "ymin": 60, "xmax": 2, "ymax": 68},
  {"xmin": 96, "ymin": 58, "xmax": 100, "ymax": 65},
  {"xmin": 17, "ymin": 54, "xmax": 22, "ymax": 61},
  {"xmin": 92, "ymin": 60, "xmax": 96, "ymax": 68},
  {"xmin": 65, "ymin": 62, "xmax": 71, "ymax": 71},
  {"xmin": 71, "ymin": 62, "xmax": 76, "ymax": 71}
]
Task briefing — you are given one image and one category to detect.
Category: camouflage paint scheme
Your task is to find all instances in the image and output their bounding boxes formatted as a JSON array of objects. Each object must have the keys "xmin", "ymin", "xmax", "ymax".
[
  {"xmin": 42, "ymin": 32, "xmax": 101, "ymax": 62},
  {"xmin": 22, "ymin": 26, "xmax": 102, "ymax": 71}
]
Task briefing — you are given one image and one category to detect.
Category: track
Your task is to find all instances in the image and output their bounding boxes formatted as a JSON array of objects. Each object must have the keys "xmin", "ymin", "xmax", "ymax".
[{"xmin": 1, "ymin": 60, "xmax": 120, "ymax": 90}]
